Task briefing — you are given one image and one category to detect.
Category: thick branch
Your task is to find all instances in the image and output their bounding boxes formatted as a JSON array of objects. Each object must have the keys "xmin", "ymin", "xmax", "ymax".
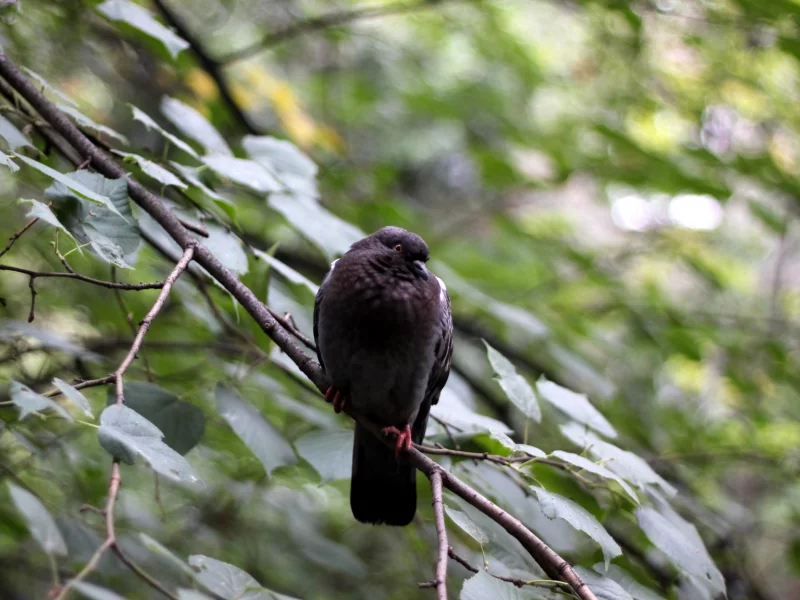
[{"xmin": 0, "ymin": 51, "xmax": 595, "ymax": 600}]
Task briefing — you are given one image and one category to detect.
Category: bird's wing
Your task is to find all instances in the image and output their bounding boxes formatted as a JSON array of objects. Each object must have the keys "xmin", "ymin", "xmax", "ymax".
[
  {"xmin": 313, "ymin": 260, "xmax": 338, "ymax": 372},
  {"xmin": 412, "ymin": 277, "xmax": 453, "ymax": 444}
]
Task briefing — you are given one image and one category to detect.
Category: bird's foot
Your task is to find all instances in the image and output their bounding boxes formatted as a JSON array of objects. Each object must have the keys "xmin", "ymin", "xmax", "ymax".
[
  {"xmin": 381, "ymin": 424, "xmax": 413, "ymax": 458},
  {"xmin": 324, "ymin": 386, "xmax": 348, "ymax": 413}
]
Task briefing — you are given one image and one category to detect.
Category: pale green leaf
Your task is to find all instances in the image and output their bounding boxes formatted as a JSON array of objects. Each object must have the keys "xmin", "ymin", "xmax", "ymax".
[
  {"xmin": 0, "ymin": 149, "xmax": 18, "ymax": 171},
  {"xmin": 139, "ymin": 533, "xmax": 195, "ymax": 577},
  {"xmin": 161, "ymin": 96, "xmax": 231, "ymax": 155},
  {"xmin": 22, "ymin": 67, "xmax": 78, "ymax": 108},
  {"xmin": 295, "ymin": 429, "xmax": 353, "ymax": 483},
  {"xmin": 52, "ymin": 378, "xmax": 93, "ymax": 418},
  {"xmin": 130, "ymin": 104, "xmax": 200, "ymax": 159},
  {"xmin": 551, "ymin": 450, "xmax": 639, "ymax": 503},
  {"xmin": 189, "ymin": 554, "xmax": 274, "ymax": 600},
  {"xmin": 113, "ymin": 150, "xmax": 187, "ymax": 188},
  {"xmin": 7, "ymin": 483, "xmax": 67, "ymax": 556},
  {"xmin": 574, "ymin": 567, "xmax": 634, "ymax": 600},
  {"xmin": 484, "ymin": 341, "xmax": 541, "ymax": 422},
  {"xmin": 445, "ymin": 506, "xmax": 489, "ymax": 544},
  {"xmin": 460, "ymin": 570, "xmax": 520, "ymax": 600},
  {"xmin": 536, "ymin": 378, "xmax": 616, "ymax": 438},
  {"xmin": 253, "ymin": 248, "xmax": 319, "ymax": 294},
  {"xmin": 592, "ymin": 564, "xmax": 666, "ymax": 600},
  {"xmin": 18, "ymin": 199, "xmax": 75, "ymax": 242},
  {"xmin": 0, "ymin": 115, "xmax": 31, "ymax": 150},
  {"xmin": 431, "ymin": 388, "xmax": 513, "ymax": 434},
  {"xmin": 58, "ymin": 103, "xmax": 128, "ymax": 145},
  {"xmin": 97, "ymin": 0, "xmax": 189, "ymax": 59},
  {"xmin": 11, "ymin": 380, "xmax": 73, "ymax": 421},
  {"xmin": 203, "ymin": 154, "xmax": 280, "ymax": 193},
  {"xmin": 71, "ymin": 581, "xmax": 126, "ymax": 600}
]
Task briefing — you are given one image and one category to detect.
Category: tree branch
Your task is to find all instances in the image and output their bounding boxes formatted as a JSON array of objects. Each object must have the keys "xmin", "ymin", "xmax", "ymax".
[
  {"xmin": 0, "ymin": 51, "xmax": 596, "ymax": 600},
  {"xmin": 0, "ymin": 264, "xmax": 166, "ymax": 290},
  {"xmin": 430, "ymin": 470, "xmax": 449, "ymax": 599},
  {"xmin": 0, "ymin": 216, "xmax": 39, "ymax": 259}
]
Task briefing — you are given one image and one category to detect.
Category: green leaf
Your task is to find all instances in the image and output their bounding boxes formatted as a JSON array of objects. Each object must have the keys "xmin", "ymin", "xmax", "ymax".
[
  {"xmin": 97, "ymin": 404, "xmax": 200, "ymax": 484},
  {"xmin": 22, "ymin": 67, "xmax": 78, "ymax": 108},
  {"xmin": 515, "ymin": 444, "xmax": 546, "ymax": 458},
  {"xmin": 189, "ymin": 554, "xmax": 274, "ymax": 600},
  {"xmin": 551, "ymin": 450, "xmax": 638, "ymax": 504},
  {"xmin": 53, "ymin": 378, "xmax": 93, "ymax": 418},
  {"xmin": 242, "ymin": 135, "xmax": 318, "ymax": 196},
  {"xmin": 113, "ymin": 150, "xmax": 187, "ymax": 188},
  {"xmin": 7, "ymin": 483, "xmax": 67, "ymax": 556},
  {"xmin": 531, "ymin": 486, "xmax": 622, "ymax": 568},
  {"xmin": 139, "ymin": 533, "xmax": 195, "ymax": 577},
  {"xmin": 15, "ymin": 156, "xmax": 127, "ymax": 219},
  {"xmin": 268, "ymin": 193, "xmax": 365, "ymax": 261},
  {"xmin": 177, "ymin": 591, "xmax": 215, "ymax": 600},
  {"xmin": 635, "ymin": 504, "xmax": 725, "ymax": 598},
  {"xmin": 170, "ymin": 162, "xmax": 229, "ymax": 203},
  {"xmin": 161, "ymin": 97, "xmax": 231, "ymax": 156},
  {"xmin": 294, "ymin": 429, "xmax": 353, "ymax": 483},
  {"xmin": 536, "ymin": 378, "xmax": 616, "ymax": 438},
  {"xmin": 0, "ymin": 115, "xmax": 31, "ymax": 150},
  {"xmin": 592, "ymin": 564, "xmax": 666, "ymax": 600},
  {"xmin": 483, "ymin": 341, "xmax": 541, "ymax": 422},
  {"xmin": 215, "ymin": 385, "xmax": 297, "ymax": 476},
  {"xmin": 97, "ymin": 0, "xmax": 189, "ymax": 59},
  {"xmin": 45, "ymin": 170, "xmax": 140, "ymax": 269},
  {"xmin": 0, "ymin": 149, "xmax": 19, "ymax": 172},
  {"xmin": 253, "ymin": 248, "xmax": 319, "ymax": 294},
  {"xmin": 202, "ymin": 155, "xmax": 280, "ymax": 194},
  {"xmin": 560, "ymin": 423, "xmax": 676, "ymax": 496},
  {"xmin": 18, "ymin": 199, "xmax": 76, "ymax": 242},
  {"xmin": 130, "ymin": 104, "xmax": 200, "ymax": 159},
  {"xmin": 431, "ymin": 388, "xmax": 513, "ymax": 434},
  {"xmin": 445, "ymin": 506, "xmax": 488, "ymax": 544},
  {"xmin": 203, "ymin": 225, "xmax": 249, "ymax": 277},
  {"xmin": 71, "ymin": 581, "xmax": 127, "ymax": 600},
  {"xmin": 107, "ymin": 382, "xmax": 205, "ymax": 455},
  {"xmin": 573, "ymin": 567, "xmax": 633, "ymax": 600},
  {"xmin": 460, "ymin": 570, "xmax": 520, "ymax": 600},
  {"xmin": 58, "ymin": 103, "xmax": 129, "ymax": 145},
  {"xmin": 11, "ymin": 380, "xmax": 73, "ymax": 421}
]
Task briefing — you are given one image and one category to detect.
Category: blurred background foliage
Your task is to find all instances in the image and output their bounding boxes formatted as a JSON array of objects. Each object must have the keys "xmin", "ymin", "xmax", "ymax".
[{"xmin": 0, "ymin": 0, "xmax": 799, "ymax": 599}]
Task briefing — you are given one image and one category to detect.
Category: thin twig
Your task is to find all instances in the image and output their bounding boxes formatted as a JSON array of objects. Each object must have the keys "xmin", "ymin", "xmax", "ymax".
[
  {"xmin": 111, "ymin": 267, "xmax": 153, "ymax": 380},
  {"xmin": 27, "ymin": 276, "xmax": 37, "ymax": 322},
  {"xmin": 0, "ymin": 264, "xmax": 165, "ymax": 290},
  {"xmin": 431, "ymin": 470, "xmax": 448, "ymax": 600},
  {"xmin": 0, "ymin": 217, "xmax": 39, "ymax": 259},
  {"xmin": 268, "ymin": 307, "xmax": 316, "ymax": 350},
  {"xmin": 447, "ymin": 547, "xmax": 570, "ymax": 591},
  {"xmin": 177, "ymin": 217, "xmax": 209, "ymax": 237}
]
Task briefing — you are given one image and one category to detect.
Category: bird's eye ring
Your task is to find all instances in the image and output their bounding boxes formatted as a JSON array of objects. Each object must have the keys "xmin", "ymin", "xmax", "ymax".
[{"xmin": 394, "ymin": 243, "xmax": 403, "ymax": 253}]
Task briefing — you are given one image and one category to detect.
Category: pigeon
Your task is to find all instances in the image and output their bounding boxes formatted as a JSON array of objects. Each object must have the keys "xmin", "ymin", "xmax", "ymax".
[{"xmin": 313, "ymin": 226, "xmax": 453, "ymax": 526}]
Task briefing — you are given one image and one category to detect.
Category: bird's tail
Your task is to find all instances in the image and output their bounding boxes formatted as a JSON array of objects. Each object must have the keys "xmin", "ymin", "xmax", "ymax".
[{"xmin": 350, "ymin": 423, "xmax": 417, "ymax": 526}]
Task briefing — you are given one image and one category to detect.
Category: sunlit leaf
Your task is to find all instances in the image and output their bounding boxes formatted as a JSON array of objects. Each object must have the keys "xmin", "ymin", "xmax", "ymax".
[
  {"xmin": 551, "ymin": 450, "xmax": 638, "ymax": 504},
  {"xmin": 97, "ymin": 0, "xmax": 189, "ymax": 59},
  {"xmin": 202, "ymin": 155, "xmax": 280, "ymax": 194},
  {"xmin": 161, "ymin": 96, "xmax": 231, "ymax": 155},
  {"xmin": 139, "ymin": 533, "xmax": 195, "ymax": 577},
  {"xmin": 445, "ymin": 506, "xmax": 489, "ymax": 544},
  {"xmin": 593, "ymin": 564, "xmax": 666, "ymax": 600},
  {"xmin": 215, "ymin": 385, "xmax": 297, "ymax": 476},
  {"xmin": 431, "ymin": 388, "xmax": 513, "ymax": 434},
  {"xmin": 294, "ymin": 428, "xmax": 353, "ymax": 483},
  {"xmin": 53, "ymin": 378, "xmax": 93, "ymax": 418},
  {"xmin": 7, "ymin": 483, "xmax": 67, "ymax": 556},
  {"xmin": 189, "ymin": 554, "xmax": 273, "ymax": 600},
  {"xmin": 484, "ymin": 341, "xmax": 541, "ymax": 422},
  {"xmin": 71, "ymin": 582, "xmax": 127, "ymax": 600},
  {"xmin": 531, "ymin": 486, "xmax": 622, "ymax": 568},
  {"xmin": 460, "ymin": 570, "xmax": 520, "ymax": 600},
  {"xmin": 130, "ymin": 104, "xmax": 200, "ymax": 159},
  {"xmin": 58, "ymin": 103, "xmax": 128, "ymax": 145},
  {"xmin": 98, "ymin": 404, "xmax": 200, "ymax": 484},
  {"xmin": 0, "ymin": 149, "xmax": 18, "ymax": 172},
  {"xmin": 113, "ymin": 150, "xmax": 187, "ymax": 188},
  {"xmin": 574, "ymin": 567, "xmax": 633, "ymax": 600},
  {"xmin": 536, "ymin": 378, "xmax": 616, "ymax": 438},
  {"xmin": 0, "ymin": 115, "xmax": 31, "ymax": 150},
  {"xmin": 11, "ymin": 380, "xmax": 73, "ymax": 421},
  {"xmin": 18, "ymin": 199, "xmax": 76, "ymax": 242},
  {"xmin": 253, "ymin": 248, "xmax": 319, "ymax": 294},
  {"xmin": 203, "ymin": 225, "xmax": 249, "ymax": 277}
]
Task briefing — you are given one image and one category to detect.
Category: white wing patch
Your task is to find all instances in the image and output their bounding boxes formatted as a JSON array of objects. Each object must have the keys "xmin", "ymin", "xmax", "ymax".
[
  {"xmin": 436, "ymin": 275, "xmax": 448, "ymax": 304},
  {"xmin": 330, "ymin": 259, "xmax": 339, "ymax": 272}
]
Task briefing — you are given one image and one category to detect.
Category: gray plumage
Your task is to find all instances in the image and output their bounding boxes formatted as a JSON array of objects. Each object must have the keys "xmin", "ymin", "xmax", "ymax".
[{"xmin": 313, "ymin": 226, "xmax": 453, "ymax": 525}]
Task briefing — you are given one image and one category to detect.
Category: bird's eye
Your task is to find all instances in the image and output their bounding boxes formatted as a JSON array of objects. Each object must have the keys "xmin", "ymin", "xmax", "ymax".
[{"xmin": 394, "ymin": 243, "xmax": 403, "ymax": 253}]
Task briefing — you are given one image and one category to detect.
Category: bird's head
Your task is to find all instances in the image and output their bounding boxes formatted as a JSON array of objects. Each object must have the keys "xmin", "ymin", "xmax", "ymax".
[{"xmin": 354, "ymin": 226, "xmax": 431, "ymax": 280}]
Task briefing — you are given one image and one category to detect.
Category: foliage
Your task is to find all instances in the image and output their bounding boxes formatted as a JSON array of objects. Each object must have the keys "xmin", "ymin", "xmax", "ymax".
[{"xmin": 0, "ymin": 1, "xmax": 798, "ymax": 599}]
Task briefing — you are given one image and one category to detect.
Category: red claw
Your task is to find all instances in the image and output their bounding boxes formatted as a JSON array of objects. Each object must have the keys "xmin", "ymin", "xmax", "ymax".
[
  {"xmin": 324, "ymin": 386, "xmax": 348, "ymax": 413},
  {"xmin": 381, "ymin": 424, "xmax": 413, "ymax": 458}
]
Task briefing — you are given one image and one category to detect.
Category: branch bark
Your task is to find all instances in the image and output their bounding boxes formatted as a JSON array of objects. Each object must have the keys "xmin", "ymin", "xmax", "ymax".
[{"xmin": 0, "ymin": 50, "xmax": 596, "ymax": 600}]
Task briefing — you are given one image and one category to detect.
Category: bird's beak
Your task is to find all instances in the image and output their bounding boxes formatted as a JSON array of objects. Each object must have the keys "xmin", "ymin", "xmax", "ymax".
[{"xmin": 412, "ymin": 260, "xmax": 429, "ymax": 280}]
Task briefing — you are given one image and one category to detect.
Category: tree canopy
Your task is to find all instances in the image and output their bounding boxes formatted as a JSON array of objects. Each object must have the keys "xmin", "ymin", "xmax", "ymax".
[{"xmin": 0, "ymin": 1, "xmax": 798, "ymax": 599}]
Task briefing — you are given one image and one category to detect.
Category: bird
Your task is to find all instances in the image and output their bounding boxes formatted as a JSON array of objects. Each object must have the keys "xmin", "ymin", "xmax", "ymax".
[{"xmin": 313, "ymin": 226, "xmax": 453, "ymax": 526}]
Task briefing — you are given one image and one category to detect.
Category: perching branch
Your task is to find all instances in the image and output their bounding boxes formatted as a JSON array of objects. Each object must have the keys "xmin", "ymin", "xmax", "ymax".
[
  {"xmin": 0, "ymin": 51, "xmax": 597, "ymax": 600},
  {"xmin": 0, "ymin": 264, "xmax": 166, "ymax": 290}
]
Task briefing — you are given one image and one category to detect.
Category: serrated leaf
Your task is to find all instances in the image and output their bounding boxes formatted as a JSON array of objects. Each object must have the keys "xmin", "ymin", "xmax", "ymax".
[
  {"xmin": 445, "ymin": 506, "xmax": 489, "ymax": 544},
  {"xmin": 203, "ymin": 155, "xmax": 280, "ymax": 194},
  {"xmin": 53, "ymin": 378, "xmax": 93, "ymax": 418},
  {"xmin": 113, "ymin": 150, "xmax": 187, "ymax": 188},
  {"xmin": 0, "ymin": 149, "xmax": 19, "ymax": 171},
  {"xmin": 189, "ymin": 555, "xmax": 273, "ymax": 600},
  {"xmin": 431, "ymin": 387, "xmax": 513, "ymax": 434},
  {"xmin": 11, "ymin": 380, "xmax": 73, "ymax": 421},
  {"xmin": 574, "ymin": 567, "xmax": 634, "ymax": 600},
  {"xmin": 71, "ymin": 581, "xmax": 127, "ymax": 600},
  {"xmin": 268, "ymin": 193, "xmax": 364, "ymax": 261},
  {"xmin": 97, "ymin": 0, "xmax": 189, "ymax": 59},
  {"xmin": 551, "ymin": 450, "xmax": 638, "ymax": 504},
  {"xmin": 294, "ymin": 428, "xmax": 353, "ymax": 483},
  {"xmin": 635, "ymin": 505, "xmax": 725, "ymax": 598},
  {"xmin": 15, "ymin": 156, "xmax": 126, "ymax": 219},
  {"xmin": 560, "ymin": 423, "xmax": 676, "ymax": 496},
  {"xmin": 460, "ymin": 570, "xmax": 520, "ymax": 600},
  {"xmin": 18, "ymin": 199, "xmax": 76, "ymax": 242},
  {"xmin": 45, "ymin": 170, "xmax": 139, "ymax": 269},
  {"xmin": 7, "ymin": 483, "xmax": 67, "ymax": 556},
  {"xmin": 215, "ymin": 385, "xmax": 297, "ymax": 476},
  {"xmin": 203, "ymin": 225, "xmax": 248, "ymax": 277},
  {"xmin": 130, "ymin": 105, "xmax": 200, "ymax": 159},
  {"xmin": 161, "ymin": 97, "xmax": 231, "ymax": 155},
  {"xmin": 531, "ymin": 486, "xmax": 622, "ymax": 568},
  {"xmin": 592, "ymin": 564, "xmax": 666, "ymax": 600},
  {"xmin": 253, "ymin": 248, "xmax": 319, "ymax": 294},
  {"xmin": 0, "ymin": 115, "xmax": 31, "ymax": 150},
  {"xmin": 107, "ymin": 382, "xmax": 204, "ymax": 454},
  {"xmin": 98, "ymin": 404, "xmax": 200, "ymax": 484},
  {"xmin": 536, "ymin": 378, "xmax": 616, "ymax": 438},
  {"xmin": 139, "ymin": 533, "xmax": 195, "ymax": 577},
  {"xmin": 58, "ymin": 103, "xmax": 128, "ymax": 145},
  {"xmin": 484, "ymin": 342, "xmax": 541, "ymax": 422}
]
